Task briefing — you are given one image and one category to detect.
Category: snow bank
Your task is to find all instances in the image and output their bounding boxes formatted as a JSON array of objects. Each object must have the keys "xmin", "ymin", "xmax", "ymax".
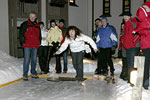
[{"xmin": 0, "ymin": 50, "xmax": 23, "ymax": 85}]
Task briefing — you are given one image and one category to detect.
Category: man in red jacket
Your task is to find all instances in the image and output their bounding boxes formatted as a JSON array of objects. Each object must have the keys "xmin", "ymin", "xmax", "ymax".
[
  {"xmin": 133, "ymin": 2, "xmax": 150, "ymax": 90},
  {"xmin": 121, "ymin": 12, "xmax": 140, "ymax": 82},
  {"xmin": 19, "ymin": 12, "xmax": 41, "ymax": 81}
]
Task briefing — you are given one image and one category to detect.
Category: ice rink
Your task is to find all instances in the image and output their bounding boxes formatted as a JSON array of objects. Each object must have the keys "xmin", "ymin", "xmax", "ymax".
[
  {"xmin": 0, "ymin": 50, "xmax": 149, "ymax": 100},
  {"xmin": 0, "ymin": 75, "xmax": 116, "ymax": 100}
]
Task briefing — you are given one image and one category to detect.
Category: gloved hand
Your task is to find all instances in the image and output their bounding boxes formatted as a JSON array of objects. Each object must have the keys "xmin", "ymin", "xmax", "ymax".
[
  {"xmin": 55, "ymin": 42, "xmax": 59, "ymax": 47},
  {"xmin": 111, "ymin": 45, "xmax": 117, "ymax": 54},
  {"xmin": 52, "ymin": 41, "xmax": 59, "ymax": 48}
]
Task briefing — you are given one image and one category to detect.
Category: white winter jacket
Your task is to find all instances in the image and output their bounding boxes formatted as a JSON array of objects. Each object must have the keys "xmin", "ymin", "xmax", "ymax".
[
  {"xmin": 59, "ymin": 34, "xmax": 97, "ymax": 53},
  {"xmin": 40, "ymin": 28, "xmax": 48, "ymax": 46}
]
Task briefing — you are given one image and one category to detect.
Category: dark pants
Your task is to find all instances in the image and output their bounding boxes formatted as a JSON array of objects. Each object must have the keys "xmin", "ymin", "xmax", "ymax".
[
  {"xmin": 47, "ymin": 46, "xmax": 61, "ymax": 73},
  {"xmin": 142, "ymin": 49, "xmax": 150, "ymax": 88},
  {"xmin": 120, "ymin": 57, "xmax": 128, "ymax": 79},
  {"xmin": 126, "ymin": 47, "xmax": 140, "ymax": 80},
  {"xmin": 71, "ymin": 51, "xmax": 84, "ymax": 79},
  {"xmin": 95, "ymin": 56, "xmax": 101, "ymax": 73},
  {"xmin": 38, "ymin": 46, "xmax": 49, "ymax": 72},
  {"xmin": 99, "ymin": 48, "xmax": 115, "ymax": 73},
  {"xmin": 23, "ymin": 48, "xmax": 38, "ymax": 77},
  {"xmin": 62, "ymin": 49, "xmax": 68, "ymax": 72}
]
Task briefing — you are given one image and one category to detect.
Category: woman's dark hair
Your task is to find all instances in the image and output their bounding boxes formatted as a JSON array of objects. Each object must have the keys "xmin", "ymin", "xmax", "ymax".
[
  {"xmin": 95, "ymin": 18, "xmax": 101, "ymax": 22},
  {"xmin": 50, "ymin": 19, "xmax": 56, "ymax": 27},
  {"xmin": 39, "ymin": 22, "xmax": 44, "ymax": 26},
  {"xmin": 65, "ymin": 26, "xmax": 82, "ymax": 40},
  {"xmin": 50, "ymin": 19, "xmax": 56, "ymax": 24},
  {"xmin": 59, "ymin": 19, "xmax": 65, "ymax": 23}
]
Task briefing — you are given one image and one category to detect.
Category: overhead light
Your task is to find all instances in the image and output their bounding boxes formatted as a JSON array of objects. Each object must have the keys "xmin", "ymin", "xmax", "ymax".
[
  {"xmin": 69, "ymin": 0, "xmax": 79, "ymax": 7},
  {"xmin": 70, "ymin": 0, "xmax": 74, "ymax": 3}
]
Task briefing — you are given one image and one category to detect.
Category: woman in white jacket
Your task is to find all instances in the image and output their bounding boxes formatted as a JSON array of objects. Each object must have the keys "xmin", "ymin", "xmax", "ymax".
[{"xmin": 56, "ymin": 26, "xmax": 98, "ymax": 81}]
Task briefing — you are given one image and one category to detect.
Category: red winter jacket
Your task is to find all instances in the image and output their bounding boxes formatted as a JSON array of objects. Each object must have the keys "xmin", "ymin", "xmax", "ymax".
[
  {"xmin": 135, "ymin": 7, "xmax": 150, "ymax": 49},
  {"xmin": 121, "ymin": 18, "xmax": 140, "ymax": 49},
  {"xmin": 21, "ymin": 19, "xmax": 41, "ymax": 49},
  {"xmin": 59, "ymin": 26, "xmax": 66, "ymax": 45},
  {"xmin": 118, "ymin": 29, "xmax": 124, "ymax": 51}
]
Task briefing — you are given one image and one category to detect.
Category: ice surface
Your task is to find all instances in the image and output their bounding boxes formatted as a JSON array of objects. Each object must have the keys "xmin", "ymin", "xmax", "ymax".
[
  {"xmin": 0, "ymin": 78, "xmax": 116, "ymax": 100},
  {"xmin": 0, "ymin": 50, "xmax": 150, "ymax": 100}
]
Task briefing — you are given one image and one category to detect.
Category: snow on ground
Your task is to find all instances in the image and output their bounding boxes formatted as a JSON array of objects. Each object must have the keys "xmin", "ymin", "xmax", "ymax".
[
  {"xmin": 0, "ymin": 50, "xmax": 97, "ymax": 85},
  {"xmin": 113, "ymin": 59, "xmax": 150, "ymax": 100},
  {"xmin": 0, "ymin": 50, "xmax": 150, "ymax": 100}
]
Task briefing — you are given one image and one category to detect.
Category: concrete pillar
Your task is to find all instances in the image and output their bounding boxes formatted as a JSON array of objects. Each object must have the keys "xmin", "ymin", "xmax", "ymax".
[
  {"xmin": 41, "ymin": 0, "xmax": 46, "ymax": 26},
  {"xmin": 131, "ymin": 56, "xmax": 145, "ymax": 100}
]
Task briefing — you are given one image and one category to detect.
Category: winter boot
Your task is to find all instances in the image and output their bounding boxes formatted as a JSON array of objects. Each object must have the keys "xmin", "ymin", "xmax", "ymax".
[
  {"xmin": 32, "ymin": 75, "xmax": 39, "ymax": 79},
  {"xmin": 103, "ymin": 70, "xmax": 108, "ymax": 76},
  {"xmin": 110, "ymin": 71, "xmax": 114, "ymax": 76},
  {"xmin": 23, "ymin": 76, "xmax": 28, "ymax": 81}
]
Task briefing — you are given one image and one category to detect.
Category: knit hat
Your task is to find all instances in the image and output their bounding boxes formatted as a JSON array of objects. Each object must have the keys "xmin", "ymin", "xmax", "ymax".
[
  {"xmin": 123, "ymin": 12, "xmax": 132, "ymax": 16},
  {"xmin": 143, "ymin": 2, "xmax": 150, "ymax": 8},
  {"xmin": 101, "ymin": 17, "xmax": 108, "ymax": 21}
]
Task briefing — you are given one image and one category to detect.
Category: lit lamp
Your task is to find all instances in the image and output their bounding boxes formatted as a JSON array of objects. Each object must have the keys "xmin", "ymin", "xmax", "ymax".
[
  {"xmin": 130, "ymin": 68, "xmax": 137, "ymax": 87},
  {"xmin": 69, "ymin": 0, "xmax": 78, "ymax": 7}
]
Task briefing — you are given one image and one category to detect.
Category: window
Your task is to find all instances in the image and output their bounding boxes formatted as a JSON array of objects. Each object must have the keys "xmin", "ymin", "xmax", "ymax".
[
  {"xmin": 19, "ymin": 0, "xmax": 38, "ymax": 4},
  {"xmin": 120, "ymin": 0, "xmax": 131, "ymax": 16},
  {"xmin": 100, "ymin": 0, "xmax": 111, "ymax": 17},
  {"xmin": 69, "ymin": 0, "xmax": 78, "ymax": 7},
  {"xmin": 144, "ymin": 0, "xmax": 150, "ymax": 2}
]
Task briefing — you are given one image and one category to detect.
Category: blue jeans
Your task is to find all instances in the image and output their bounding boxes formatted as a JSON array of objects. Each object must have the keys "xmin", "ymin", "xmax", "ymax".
[
  {"xmin": 63, "ymin": 50, "xmax": 68, "ymax": 71},
  {"xmin": 23, "ymin": 48, "xmax": 38, "ymax": 77}
]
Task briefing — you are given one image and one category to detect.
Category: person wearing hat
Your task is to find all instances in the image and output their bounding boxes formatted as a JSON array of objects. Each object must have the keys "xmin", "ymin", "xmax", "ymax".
[
  {"xmin": 121, "ymin": 12, "xmax": 140, "ymax": 82},
  {"xmin": 96, "ymin": 17, "xmax": 118, "ymax": 76},
  {"xmin": 132, "ymin": 2, "xmax": 150, "ymax": 90},
  {"xmin": 59, "ymin": 19, "xmax": 68, "ymax": 73}
]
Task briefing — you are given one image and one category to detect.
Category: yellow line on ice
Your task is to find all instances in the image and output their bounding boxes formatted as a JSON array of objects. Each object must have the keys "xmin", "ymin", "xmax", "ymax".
[
  {"xmin": 0, "ymin": 74, "xmax": 92, "ymax": 88},
  {"xmin": 0, "ymin": 75, "xmax": 32, "ymax": 88},
  {"xmin": 38, "ymin": 74, "xmax": 93, "ymax": 79}
]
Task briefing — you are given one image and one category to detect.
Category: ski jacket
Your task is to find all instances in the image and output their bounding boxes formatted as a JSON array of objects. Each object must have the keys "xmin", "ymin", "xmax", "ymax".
[
  {"xmin": 121, "ymin": 18, "xmax": 140, "ymax": 49},
  {"xmin": 59, "ymin": 34, "xmax": 97, "ymax": 53},
  {"xmin": 135, "ymin": 7, "xmax": 150, "ymax": 49},
  {"xmin": 46, "ymin": 26, "xmax": 63, "ymax": 46},
  {"xmin": 118, "ymin": 26, "xmax": 124, "ymax": 51},
  {"xmin": 96, "ymin": 24, "xmax": 118, "ymax": 48},
  {"xmin": 19, "ymin": 19, "xmax": 41, "ymax": 49}
]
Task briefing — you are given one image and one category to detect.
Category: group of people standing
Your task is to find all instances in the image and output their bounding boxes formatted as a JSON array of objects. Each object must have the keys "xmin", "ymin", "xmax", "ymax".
[
  {"xmin": 19, "ymin": 12, "xmax": 68, "ymax": 81},
  {"xmin": 19, "ymin": 11, "xmax": 98, "ymax": 82},
  {"xmin": 119, "ymin": 2, "xmax": 150, "ymax": 90},
  {"xmin": 19, "ymin": 2, "xmax": 150, "ymax": 89}
]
